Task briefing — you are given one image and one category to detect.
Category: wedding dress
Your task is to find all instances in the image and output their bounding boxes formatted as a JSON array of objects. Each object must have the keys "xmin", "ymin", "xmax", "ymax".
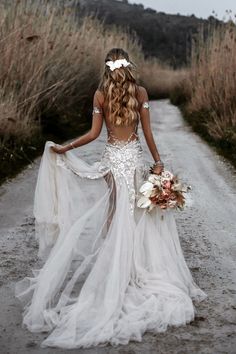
[{"xmin": 15, "ymin": 100, "xmax": 207, "ymax": 349}]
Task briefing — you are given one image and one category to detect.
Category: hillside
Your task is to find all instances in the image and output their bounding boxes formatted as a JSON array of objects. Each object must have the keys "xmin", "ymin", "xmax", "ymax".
[
  {"xmin": 78, "ymin": 0, "xmax": 220, "ymax": 67},
  {"xmin": 0, "ymin": 0, "xmax": 219, "ymax": 66}
]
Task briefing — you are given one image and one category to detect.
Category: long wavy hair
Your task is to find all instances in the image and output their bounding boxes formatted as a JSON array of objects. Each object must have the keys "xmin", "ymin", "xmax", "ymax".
[{"xmin": 99, "ymin": 48, "xmax": 140, "ymax": 126}]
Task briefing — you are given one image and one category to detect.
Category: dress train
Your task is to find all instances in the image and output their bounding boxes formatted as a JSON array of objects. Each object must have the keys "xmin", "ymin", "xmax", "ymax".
[{"xmin": 15, "ymin": 138, "xmax": 207, "ymax": 349}]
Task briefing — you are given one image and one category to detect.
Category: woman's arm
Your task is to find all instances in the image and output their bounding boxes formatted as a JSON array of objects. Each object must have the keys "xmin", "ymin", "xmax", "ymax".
[
  {"xmin": 139, "ymin": 86, "xmax": 164, "ymax": 174},
  {"xmin": 51, "ymin": 90, "xmax": 104, "ymax": 154}
]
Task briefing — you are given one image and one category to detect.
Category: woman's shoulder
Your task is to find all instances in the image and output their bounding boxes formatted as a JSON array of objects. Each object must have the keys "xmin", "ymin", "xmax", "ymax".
[
  {"xmin": 136, "ymin": 85, "xmax": 148, "ymax": 101},
  {"xmin": 94, "ymin": 89, "xmax": 105, "ymax": 100},
  {"xmin": 137, "ymin": 85, "xmax": 147, "ymax": 94},
  {"xmin": 94, "ymin": 89, "xmax": 105, "ymax": 106},
  {"xmin": 138, "ymin": 85, "xmax": 147, "ymax": 91}
]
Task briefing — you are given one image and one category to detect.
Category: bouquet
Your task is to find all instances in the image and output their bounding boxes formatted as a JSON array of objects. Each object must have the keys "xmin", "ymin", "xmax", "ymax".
[{"xmin": 137, "ymin": 170, "xmax": 191, "ymax": 212}]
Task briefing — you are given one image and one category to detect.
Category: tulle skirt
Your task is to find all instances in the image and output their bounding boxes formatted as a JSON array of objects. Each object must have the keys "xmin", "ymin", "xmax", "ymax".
[{"xmin": 15, "ymin": 139, "xmax": 207, "ymax": 349}]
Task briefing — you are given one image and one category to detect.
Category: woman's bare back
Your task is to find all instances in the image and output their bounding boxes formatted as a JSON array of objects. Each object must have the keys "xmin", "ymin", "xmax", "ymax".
[
  {"xmin": 51, "ymin": 85, "xmax": 162, "ymax": 170},
  {"xmin": 93, "ymin": 86, "xmax": 147, "ymax": 144}
]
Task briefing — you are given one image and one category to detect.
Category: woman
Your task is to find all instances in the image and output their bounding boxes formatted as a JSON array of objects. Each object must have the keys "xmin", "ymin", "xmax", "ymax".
[{"xmin": 16, "ymin": 48, "xmax": 206, "ymax": 349}]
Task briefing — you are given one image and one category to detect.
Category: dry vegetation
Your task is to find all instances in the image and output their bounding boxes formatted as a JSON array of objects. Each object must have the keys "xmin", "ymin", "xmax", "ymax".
[
  {"xmin": 0, "ymin": 0, "xmax": 189, "ymax": 182},
  {"xmin": 0, "ymin": 0, "xmax": 142, "ymax": 182},
  {"xmin": 0, "ymin": 1, "xmax": 180, "ymax": 141},
  {"xmin": 177, "ymin": 23, "xmax": 236, "ymax": 163},
  {"xmin": 0, "ymin": 0, "xmax": 142, "ymax": 143},
  {"xmin": 140, "ymin": 57, "xmax": 188, "ymax": 98}
]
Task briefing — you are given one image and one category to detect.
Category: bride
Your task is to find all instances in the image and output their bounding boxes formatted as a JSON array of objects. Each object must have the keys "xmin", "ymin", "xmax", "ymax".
[{"xmin": 15, "ymin": 48, "xmax": 207, "ymax": 349}]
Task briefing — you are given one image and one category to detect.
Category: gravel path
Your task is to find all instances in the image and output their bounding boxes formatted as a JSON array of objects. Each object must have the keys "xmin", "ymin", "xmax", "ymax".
[{"xmin": 0, "ymin": 99, "xmax": 236, "ymax": 354}]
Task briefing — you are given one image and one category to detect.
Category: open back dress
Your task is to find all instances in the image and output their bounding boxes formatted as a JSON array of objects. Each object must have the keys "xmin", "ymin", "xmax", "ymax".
[{"xmin": 15, "ymin": 87, "xmax": 207, "ymax": 349}]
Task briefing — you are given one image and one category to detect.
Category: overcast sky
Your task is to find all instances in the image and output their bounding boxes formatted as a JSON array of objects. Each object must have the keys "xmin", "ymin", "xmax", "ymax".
[{"xmin": 129, "ymin": 0, "xmax": 236, "ymax": 20}]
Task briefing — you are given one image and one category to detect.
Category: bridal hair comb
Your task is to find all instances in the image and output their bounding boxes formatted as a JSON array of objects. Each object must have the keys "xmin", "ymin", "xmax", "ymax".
[{"xmin": 106, "ymin": 58, "xmax": 131, "ymax": 71}]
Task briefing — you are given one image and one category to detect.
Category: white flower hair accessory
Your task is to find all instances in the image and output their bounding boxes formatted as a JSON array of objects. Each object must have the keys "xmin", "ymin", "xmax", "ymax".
[{"xmin": 105, "ymin": 58, "xmax": 131, "ymax": 71}]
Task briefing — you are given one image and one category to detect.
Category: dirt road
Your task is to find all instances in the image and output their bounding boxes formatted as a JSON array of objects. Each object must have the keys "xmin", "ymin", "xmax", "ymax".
[{"xmin": 0, "ymin": 99, "xmax": 236, "ymax": 354}]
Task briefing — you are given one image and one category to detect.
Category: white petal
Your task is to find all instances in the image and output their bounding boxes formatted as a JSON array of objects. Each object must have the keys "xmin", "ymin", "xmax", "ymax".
[
  {"xmin": 148, "ymin": 174, "xmax": 161, "ymax": 184},
  {"xmin": 155, "ymin": 180, "xmax": 162, "ymax": 188},
  {"xmin": 137, "ymin": 196, "xmax": 151, "ymax": 208},
  {"xmin": 162, "ymin": 170, "xmax": 173, "ymax": 180},
  {"xmin": 142, "ymin": 189, "xmax": 153, "ymax": 197},
  {"xmin": 139, "ymin": 181, "xmax": 153, "ymax": 194}
]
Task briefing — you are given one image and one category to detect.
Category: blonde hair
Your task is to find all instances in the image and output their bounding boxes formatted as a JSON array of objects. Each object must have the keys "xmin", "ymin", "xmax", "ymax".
[{"xmin": 99, "ymin": 48, "xmax": 140, "ymax": 126}]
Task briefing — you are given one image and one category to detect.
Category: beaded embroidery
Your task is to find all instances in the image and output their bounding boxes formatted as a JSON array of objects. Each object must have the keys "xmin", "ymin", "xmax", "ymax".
[
  {"xmin": 56, "ymin": 140, "xmax": 144, "ymax": 215},
  {"xmin": 100, "ymin": 139, "xmax": 143, "ymax": 214},
  {"xmin": 142, "ymin": 101, "xmax": 150, "ymax": 109},
  {"xmin": 93, "ymin": 106, "xmax": 102, "ymax": 114}
]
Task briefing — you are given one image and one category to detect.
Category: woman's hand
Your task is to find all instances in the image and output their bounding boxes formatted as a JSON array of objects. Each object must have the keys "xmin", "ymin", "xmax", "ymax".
[
  {"xmin": 152, "ymin": 165, "xmax": 164, "ymax": 175},
  {"xmin": 50, "ymin": 144, "xmax": 68, "ymax": 154}
]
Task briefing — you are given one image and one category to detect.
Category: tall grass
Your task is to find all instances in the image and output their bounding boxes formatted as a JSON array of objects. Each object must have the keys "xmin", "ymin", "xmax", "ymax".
[
  {"xmin": 0, "ymin": 0, "xmax": 144, "ymax": 182},
  {"xmin": 0, "ymin": 0, "xmax": 143, "ymax": 144},
  {"xmin": 183, "ymin": 23, "xmax": 236, "ymax": 161},
  {"xmin": 140, "ymin": 57, "xmax": 188, "ymax": 99},
  {"xmin": 0, "ymin": 0, "xmax": 184, "ymax": 182}
]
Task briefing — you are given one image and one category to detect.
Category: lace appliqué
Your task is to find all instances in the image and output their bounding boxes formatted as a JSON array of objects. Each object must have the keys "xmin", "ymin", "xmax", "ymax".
[
  {"xmin": 100, "ymin": 139, "xmax": 143, "ymax": 215},
  {"xmin": 56, "ymin": 139, "xmax": 144, "ymax": 215},
  {"xmin": 142, "ymin": 101, "xmax": 150, "ymax": 109},
  {"xmin": 93, "ymin": 106, "xmax": 102, "ymax": 114}
]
